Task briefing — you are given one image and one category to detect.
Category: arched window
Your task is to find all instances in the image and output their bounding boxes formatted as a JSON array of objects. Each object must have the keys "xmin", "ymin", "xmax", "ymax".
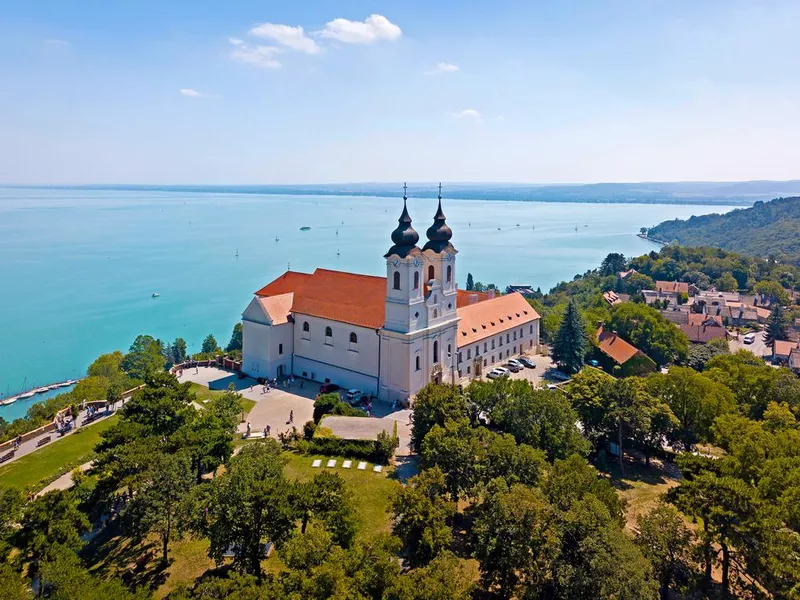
[
  {"xmin": 433, "ymin": 308, "xmax": 438, "ymax": 319},
  {"xmin": 415, "ymin": 356, "xmax": 420, "ymax": 371},
  {"xmin": 413, "ymin": 271, "xmax": 419, "ymax": 290},
  {"xmin": 428, "ymin": 265, "xmax": 435, "ymax": 281},
  {"xmin": 302, "ymin": 321, "xmax": 309, "ymax": 332},
  {"xmin": 447, "ymin": 343, "xmax": 452, "ymax": 358},
  {"xmin": 446, "ymin": 265, "xmax": 452, "ymax": 282},
  {"xmin": 393, "ymin": 271, "xmax": 400, "ymax": 290},
  {"xmin": 325, "ymin": 326, "xmax": 333, "ymax": 337},
  {"xmin": 349, "ymin": 332, "xmax": 358, "ymax": 344},
  {"xmin": 433, "ymin": 340, "xmax": 439, "ymax": 363}
]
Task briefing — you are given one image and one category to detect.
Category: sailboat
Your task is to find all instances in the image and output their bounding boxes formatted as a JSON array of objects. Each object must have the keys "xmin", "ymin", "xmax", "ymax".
[
  {"xmin": 336, "ymin": 248, "xmax": 340, "ymax": 256},
  {"xmin": 275, "ymin": 236, "xmax": 279, "ymax": 242},
  {"xmin": 152, "ymin": 292, "xmax": 160, "ymax": 298}
]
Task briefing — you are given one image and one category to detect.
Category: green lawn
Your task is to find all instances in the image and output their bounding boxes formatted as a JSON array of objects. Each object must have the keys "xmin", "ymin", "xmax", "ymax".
[
  {"xmin": 0, "ymin": 415, "xmax": 118, "ymax": 492},
  {"xmin": 187, "ymin": 382, "xmax": 255, "ymax": 414}
]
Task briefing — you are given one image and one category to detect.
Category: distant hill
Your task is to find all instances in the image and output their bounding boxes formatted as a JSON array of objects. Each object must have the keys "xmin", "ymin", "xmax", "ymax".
[
  {"xmin": 8, "ymin": 180, "xmax": 800, "ymax": 206},
  {"xmin": 646, "ymin": 196, "xmax": 800, "ymax": 264}
]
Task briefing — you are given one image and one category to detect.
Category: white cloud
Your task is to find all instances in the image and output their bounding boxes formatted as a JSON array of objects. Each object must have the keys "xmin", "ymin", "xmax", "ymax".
[
  {"xmin": 318, "ymin": 14, "xmax": 402, "ymax": 45},
  {"xmin": 454, "ymin": 109, "xmax": 482, "ymax": 121},
  {"xmin": 249, "ymin": 23, "xmax": 320, "ymax": 54},
  {"xmin": 179, "ymin": 88, "xmax": 218, "ymax": 98},
  {"xmin": 229, "ymin": 37, "xmax": 283, "ymax": 69},
  {"xmin": 426, "ymin": 62, "xmax": 459, "ymax": 75},
  {"xmin": 44, "ymin": 39, "xmax": 69, "ymax": 46}
]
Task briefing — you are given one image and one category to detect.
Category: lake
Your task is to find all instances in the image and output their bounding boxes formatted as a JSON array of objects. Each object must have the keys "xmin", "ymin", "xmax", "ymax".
[{"xmin": 0, "ymin": 187, "xmax": 737, "ymax": 420}]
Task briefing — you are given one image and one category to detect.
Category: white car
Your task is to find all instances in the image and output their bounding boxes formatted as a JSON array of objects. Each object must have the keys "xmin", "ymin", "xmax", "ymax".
[
  {"xmin": 507, "ymin": 358, "xmax": 525, "ymax": 371},
  {"xmin": 487, "ymin": 367, "xmax": 510, "ymax": 379},
  {"xmin": 345, "ymin": 389, "xmax": 363, "ymax": 403},
  {"xmin": 743, "ymin": 333, "xmax": 756, "ymax": 344}
]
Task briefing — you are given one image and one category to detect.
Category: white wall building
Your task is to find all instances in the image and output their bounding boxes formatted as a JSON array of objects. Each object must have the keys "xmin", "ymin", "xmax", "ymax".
[{"xmin": 241, "ymin": 187, "xmax": 540, "ymax": 403}]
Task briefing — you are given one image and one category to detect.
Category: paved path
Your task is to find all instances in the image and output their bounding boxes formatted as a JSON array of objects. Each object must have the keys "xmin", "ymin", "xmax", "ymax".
[
  {"xmin": 36, "ymin": 461, "xmax": 93, "ymax": 496},
  {"xmin": 1, "ymin": 397, "xmax": 129, "ymax": 467}
]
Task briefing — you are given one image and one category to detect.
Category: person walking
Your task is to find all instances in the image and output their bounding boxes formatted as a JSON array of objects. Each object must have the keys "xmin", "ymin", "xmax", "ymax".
[{"xmin": 289, "ymin": 410, "xmax": 294, "ymax": 424}]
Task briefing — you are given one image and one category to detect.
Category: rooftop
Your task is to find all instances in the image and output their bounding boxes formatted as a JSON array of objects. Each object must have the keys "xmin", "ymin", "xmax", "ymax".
[
  {"xmin": 255, "ymin": 271, "xmax": 311, "ymax": 297},
  {"xmin": 456, "ymin": 292, "xmax": 539, "ymax": 346},
  {"xmin": 256, "ymin": 293, "xmax": 294, "ymax": 326},
  {"xmin": 773, "ymin": 340, "xmax": 800, "ymax": 357},
  {"xmin": 291, "ymin": 268, "xmax": 387, "ymax": 329},
  {"xmin": 596, "ymin": 325, "xmax": 641, "ymax": 364},
  {"xmin": 656, "ymin": 281, "xmax": 689, "ymax": 294}
]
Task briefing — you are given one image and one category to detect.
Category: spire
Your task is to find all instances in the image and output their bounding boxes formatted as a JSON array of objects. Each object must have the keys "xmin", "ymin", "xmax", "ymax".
[
  {"xmin": 423, "ymin": 182, "xmax": 453, "ymax": 252},
  {"xmin": 385, "ymin": 182, "xmax": 420, "ymax": 258}
]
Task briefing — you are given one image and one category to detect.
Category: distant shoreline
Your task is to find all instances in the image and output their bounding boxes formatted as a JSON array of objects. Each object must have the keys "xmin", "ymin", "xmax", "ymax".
[{"xmin": 0, "ymin": 183, "xmax": 770, "ymax": 206}]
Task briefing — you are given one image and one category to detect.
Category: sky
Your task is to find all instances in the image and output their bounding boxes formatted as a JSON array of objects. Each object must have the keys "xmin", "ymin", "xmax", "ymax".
[{"xmin": 1, "ymin": 0, "xmax": 799, "ymax": 184}]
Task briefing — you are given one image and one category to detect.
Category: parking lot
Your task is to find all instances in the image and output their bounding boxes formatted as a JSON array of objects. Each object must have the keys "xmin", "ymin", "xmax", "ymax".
[
  {"xmin": 729, "ymin": 329, "xmax": 769, "ymax": 359},
  {"xmin": 480, "ymin": 352, "xmax": 560, "ymax": 388}
]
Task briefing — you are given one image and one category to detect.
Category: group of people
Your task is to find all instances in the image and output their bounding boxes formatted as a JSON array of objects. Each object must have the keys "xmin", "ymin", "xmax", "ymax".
[{"xmin": 55, "ymin": 412, "xmax": 76, "ymax": 436}]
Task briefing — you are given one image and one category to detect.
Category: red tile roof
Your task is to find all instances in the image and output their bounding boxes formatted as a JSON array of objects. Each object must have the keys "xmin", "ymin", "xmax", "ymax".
[
  {"xmin": 291, "ymin": 268, "xmax": 387, "ymax": 329},
  {"xmin": 257, "ymin": 293, "xmax": 294, "ymax": 326},
  {"xmin": 457, "ymin": 293, "xmax": 539, "ymax": 346},
  {"xmin": 773, "ymin": 340, "xmax": 799, "ymax": 358},
  {"xmin": 456, "ymin": 289, "xmax": 491, "ymax": 308},
  {"xmin": 680, "ymin": 323, "xmax": 728, "ymax": 343},
  {"xmin": 656, "ymin": 281, "xmax": 689, "ymax": 294},
  {"xmin": 255, "ymin": 271, "xmax": 311, "ymax": 297},
  {"xmin": 596, "ymin": 325, "xmax": 640, "ymax": 364}
]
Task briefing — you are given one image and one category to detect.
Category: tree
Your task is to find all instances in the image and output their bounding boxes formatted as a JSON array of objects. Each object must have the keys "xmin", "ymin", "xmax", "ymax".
[
  {"xmin": 754, "ymin": 280, "xmax": 790, "ymax": 306},
  {"xmin": 226, "ymin": 323, "xmax": 243, "ymax": 352},
  {"xmin": 550, "ymin": 299, "xmax": 588, "ymax": 375},
  {"xmin": 391, "ymin": 467, "xmax": 455, "ymax": 567},
  {"xmin": 635, "ymin": 503, "xmax": 694, "ymax": 600},
  {"xmin": 645, "ymin": 367, "xmax": 734, "ymax": 450},
  {"xmin": 599, "ymin": 252, "xmax": 626, "ymax": 277},
  {"xmin": 621, "ymin": 272, "xmax": 656, "ymax": 295},
  {"xmin": 164, "ymin": 337, "xmax": 188, "ymax": 366},
  {"xmin": 687, "ymin": 337, "xmax": 729, "ymax": 371},
  {"xmin": 0, "ymin": 488, "xmax": 23, "ymax": 561},
  {"xmin": 14, "ymin": 490, "xmax": 89, "ymax": 580},
  {"xmin": 121, "ymin": 335, "xmax": 165, "ymax": 380},
  {"xmin": 203, "ymin": 440, "xmax": 294, "ymax": 578},
  {"xmin": 715, "ymin": 272, "xmax": 738, "ymax": 292},
  {"xmin": 764, "ymin": 303, "xmax": 788, "ymax": 345},
  {"xmin": 0, "ymin": 564, "xmax": 30, "ymax": 600},
  {"xmin": 465, "ymin": 273, "xmax": 474, "ymax": 291},
  {"xmin": 125, "ymin": 452, "xmax": 195, "ymax": 564},
  {"xmin": 608, "ymin": 302, "xmax": 689, "ymax": 366},
  {"xmin": 292, "ymin": 471, "xmax": 359, "ymax": 547},
  {"xmin": 201, "ymin": 334, "xmax": 220, "ymax": 354},
  {"xmin": 410, "ymin": 384, "xmax": 468, "ymax": 452},
  {"xmin": 392, "ymin": 552, "xmax": 478, "ymax": 600},
  {"xmin": 473, "ymin": 480, "xmax": 559, "ymax": 599},
  {"xmin": 87, "ymin": 351, "xmax": 127, "ymax": 385}
]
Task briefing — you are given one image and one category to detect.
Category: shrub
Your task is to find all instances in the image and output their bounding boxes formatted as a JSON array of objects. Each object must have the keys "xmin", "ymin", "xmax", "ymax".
[
  {"xmin": 313, "ymin": 393, "xmax": 366, "ymax": 424},
  {"xmin": 303, "ymin": 420, "xmax": 316, "ymax": 441}
]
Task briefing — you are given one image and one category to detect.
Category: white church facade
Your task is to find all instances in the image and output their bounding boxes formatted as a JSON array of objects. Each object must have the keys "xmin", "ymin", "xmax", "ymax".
[{"xmin": 241, "ymin": 188, "xmax": 540, "ymax": 404}]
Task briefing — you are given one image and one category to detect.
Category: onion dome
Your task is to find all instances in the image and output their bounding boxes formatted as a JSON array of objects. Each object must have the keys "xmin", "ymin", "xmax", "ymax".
[
  {"xmin": 423, "ymin": 183, "xmax": 453, "ymax": 252},
  {"xmin": 385, "ymin": 184, "xmax": 421, "ymax": 258}
]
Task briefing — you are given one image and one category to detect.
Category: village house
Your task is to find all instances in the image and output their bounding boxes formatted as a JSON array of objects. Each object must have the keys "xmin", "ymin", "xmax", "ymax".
[
  {"xmin": 602, "ymin": 290, "xmax": 629, "ymax": 307},
  {"xmin": 594, "ymin": 325, "xmax": 657, "ymax": 376},
  {"xmin": 679, "ymin": 314, "xmax": 728, "ymax": 344},
  {"xmin": 772, "ymin": 340, "xmax": 800, "ymax": 365}
]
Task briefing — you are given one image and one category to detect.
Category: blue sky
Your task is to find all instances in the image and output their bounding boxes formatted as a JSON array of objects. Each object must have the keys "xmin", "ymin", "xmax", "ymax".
[{"xmin": 1, "ymin": 0, "xmax": 799, "ymax": 184}]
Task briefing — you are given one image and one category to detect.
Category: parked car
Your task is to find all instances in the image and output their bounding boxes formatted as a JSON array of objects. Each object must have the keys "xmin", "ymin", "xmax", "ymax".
[
  {"xmin": 517, "ymin": 356, "xmax": 536, "ymax": 368},
  {"xmin": 486, "ymin": 367, "xmax": 510, "ymax": 379},
  {"xmin": 318, "ymin": 383, "xmax": 341, "ymax": 395},
  {"xmin": 743, "ymin": 332, "xmax": 756, "ymax": 344},
  {"xmin": 546, "ymin": 383, "xmax": 559, "ymax": 390},
  {"xmin": 549, "ymin": 369, "xmax": 570, "ymax": 381},
  {"xmin": 505, "ymin": 360, "xmax": 523, "ymax": 372},
  {"xmin": 345, "ymin": 389, "xmax": 363, "ymax": 403},
  {"xmin": 588, "ymin": 359, "xmax": 599, "ymax": 367}
]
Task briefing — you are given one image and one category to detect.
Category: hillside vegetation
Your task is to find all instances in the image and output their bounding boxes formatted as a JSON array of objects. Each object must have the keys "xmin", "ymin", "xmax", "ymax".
[{"xmin": 647, "ymin": 196, "xmax": 800, "ymax": 264}]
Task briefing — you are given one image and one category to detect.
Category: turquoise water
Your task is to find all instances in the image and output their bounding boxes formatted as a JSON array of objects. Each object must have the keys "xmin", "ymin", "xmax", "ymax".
[{"xmin": 0, "ymin": 187, "xmax": 737, "ymax": 420}]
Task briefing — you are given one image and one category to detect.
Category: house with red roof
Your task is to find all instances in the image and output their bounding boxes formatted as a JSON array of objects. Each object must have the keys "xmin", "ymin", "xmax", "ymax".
[
  {"xmin": 595, "ymin": 325, "xmax": 657, "ymax": 376},
  {"xmin": 241, "ymin": 189, "xmax": 541, "ymax": 404}
]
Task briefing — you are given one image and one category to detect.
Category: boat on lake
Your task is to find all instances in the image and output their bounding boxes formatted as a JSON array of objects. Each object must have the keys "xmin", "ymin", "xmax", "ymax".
[
  {"xmin": 152, "ymin": 292, "xmax": 160, "ymax": 298},
  {"xmin": 300, "ymin": 226, "xmax": 311, "ymax": 231}
]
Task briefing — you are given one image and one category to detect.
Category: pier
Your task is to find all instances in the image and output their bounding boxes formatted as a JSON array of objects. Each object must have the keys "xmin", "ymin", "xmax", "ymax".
[{"xmin": 0, "ymin": 379, "xmax": 82, "ymax": 406}]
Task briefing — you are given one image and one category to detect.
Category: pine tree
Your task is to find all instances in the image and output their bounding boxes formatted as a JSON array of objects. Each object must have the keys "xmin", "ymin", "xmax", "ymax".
[
  {"xmin": 466, "ymin": 273, "xmax": 474, "ymax": 291},
  {"xmin": 551, "ymin": 299, "xmax": 588, "ymax": 374},
  {"xmin": 763, "ymin": 303, "xmax": 788, "ymax": 345}
]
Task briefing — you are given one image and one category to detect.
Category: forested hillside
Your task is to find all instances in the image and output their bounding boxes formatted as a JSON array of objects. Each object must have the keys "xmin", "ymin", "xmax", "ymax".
[{"xmin": 646, "ymin": 196, "xmax": 800, "ymax": 264}]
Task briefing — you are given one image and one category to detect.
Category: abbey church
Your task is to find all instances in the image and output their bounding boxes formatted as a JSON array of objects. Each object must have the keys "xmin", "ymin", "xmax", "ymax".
[{"xmin": 241, "ymin": 189, "xmax": 540, "ymax": 404}]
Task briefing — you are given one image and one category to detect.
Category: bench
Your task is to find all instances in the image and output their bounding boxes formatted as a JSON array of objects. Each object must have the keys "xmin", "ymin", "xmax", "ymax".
[
  {"xmin": 36, "ymin": 436, "xmax": 52, "ymax": 448},
  {"xmin": 0, "ymin": 450, "xmax": 15, "ymax": 463}
]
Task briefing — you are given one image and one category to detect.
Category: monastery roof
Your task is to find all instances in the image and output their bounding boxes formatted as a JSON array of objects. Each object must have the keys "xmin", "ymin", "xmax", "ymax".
[
  {"xmin": 257, "ymin": 293, "xmax": 294, "ymax": 326},
  {"xmin": 456, "ymin": 293, "xmax": 539, "ymax": 346},
  {"xmin": 656, "ymin": 281, "xmax": 689, "ymax": 294},
  {"xmin": 291, "ymin": 268, "xmax": 387, "ymax": 329},
  {"xmin": 596, "ymin": 325, "xmax": 641, "ymax": 365},
  {"xmin": 255, "ymin": 271, "xmax": 311, "ymax": 297}
]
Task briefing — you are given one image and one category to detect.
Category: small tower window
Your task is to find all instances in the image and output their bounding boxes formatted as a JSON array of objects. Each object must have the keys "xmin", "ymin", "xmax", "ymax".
[
  {"xmin": 428, "ymin": 265, "xmax": 434, "ymax": 281},
  {"xmin": 433, "ymin": 340, "xmax": 439, "ymax": 363},
  {"xmin": 415, "ymin": 356, "xmax": 421, "ymax": 371},
  {"xmin": 349, "ymin": 332, "xmax": 357, "ymax": 344},
  {"xmin": 413, "ymin": 271, "xmax": 419, "ymax": 290},
  {"xmin": 303, "ymin": 321, "xmax": 310, "ymax": 332},
  {"xmin": 446, "ymin": 265, "xmax": 452, "ymax": 282},
  {"xmin": 393, "ymin": 271, "xmax": 401, "ymax": 290}
]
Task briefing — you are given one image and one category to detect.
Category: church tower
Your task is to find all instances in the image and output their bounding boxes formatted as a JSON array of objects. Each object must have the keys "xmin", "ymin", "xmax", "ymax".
[{"xmin": 379, "ymin": 184, "xmax": 460, "ymax": 405}]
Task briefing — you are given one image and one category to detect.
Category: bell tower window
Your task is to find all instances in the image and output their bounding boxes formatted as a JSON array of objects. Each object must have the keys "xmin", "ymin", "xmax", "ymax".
[
  {"xmin": 433, "ymin": 340, "xmax": 439, "ymax": 363},
  {"xmin": 428, "ymin": 265, "xmax": 434, "ymax": 281},
  {"xmin": 446, "ymin": 265, "xmax": 452, "ymax": 282},
  {"xmin": 393, "ymin": 271, "xmax": 401, "ymax": 290},
  {"xmin": 413, "ymin": 271, "xmax": 419, "ymax": 290}
]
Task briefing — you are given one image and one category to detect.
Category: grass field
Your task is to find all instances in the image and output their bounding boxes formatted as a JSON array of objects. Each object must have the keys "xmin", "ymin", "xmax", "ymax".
[
  {"xmin": 605, "ymin": 458, "xmax": 682, "ymax": 532},
  {"xmin": 187, "ymin": 382, "xmax": 256, "ymax": 414},
  {"xmin": 0, "ymin": 415, "xmax": 118, "ymax": 492}
]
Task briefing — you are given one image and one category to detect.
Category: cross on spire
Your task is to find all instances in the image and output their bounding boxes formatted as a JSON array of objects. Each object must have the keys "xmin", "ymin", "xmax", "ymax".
[
  {"xmin": 403, "ymin": 182, "xmax": 407, "ymax": 200},
  {"xmin": 438, "ymin": 182, "xmax": 442, "ymax": 200}
]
